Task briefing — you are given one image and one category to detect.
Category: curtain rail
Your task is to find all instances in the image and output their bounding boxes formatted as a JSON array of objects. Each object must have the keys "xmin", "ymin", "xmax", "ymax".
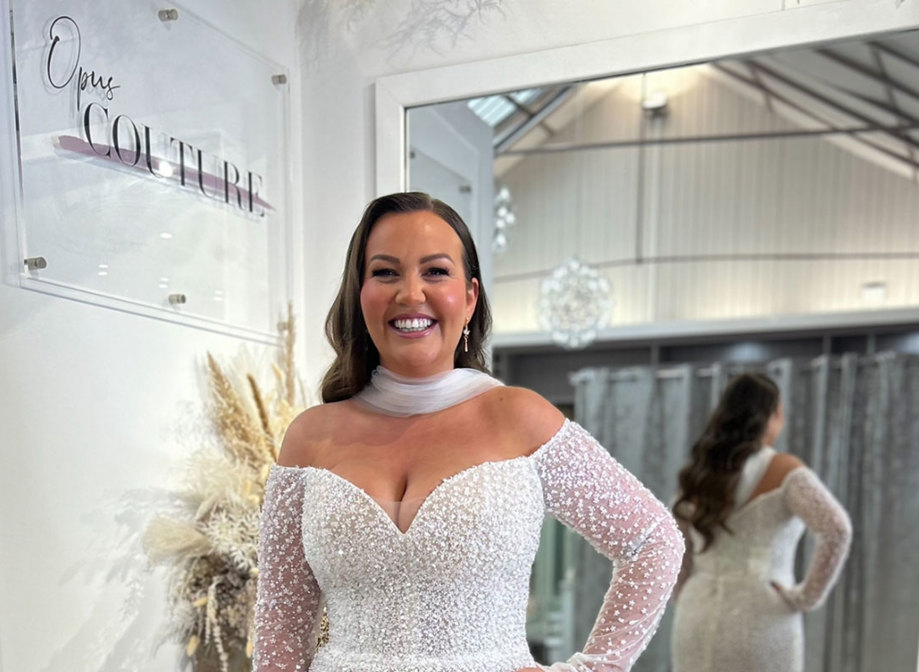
[{"xmin": 568, "ymin": 352, "xmax": 909, "ymax": 385}]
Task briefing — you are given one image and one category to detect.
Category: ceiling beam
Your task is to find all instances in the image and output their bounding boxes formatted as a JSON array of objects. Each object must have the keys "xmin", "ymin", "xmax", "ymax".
[
  {"xmin": 870, "ymin": 43, "xmax": 917, "ymax": 178},
  {"xmin": 495, "ymin": 86, "xmax": 576, "ymax": 154},
  {"xmin": 749, "ymin": 60, "xmax": 919, "ymax": 157},
  {"xmin": 713, "ymin": 63, "xmax": 919, "ymax": 174},
  {"xmin": 869, "ymin": 40, "xmax": 919, "ymax": 72},
  {"xmin": 815, "ymin": 47, "xmax": 919, "ymax": 106},
  {"xmin": 499, "ymin": 121, "xmax": 919, "ymax": 155}
]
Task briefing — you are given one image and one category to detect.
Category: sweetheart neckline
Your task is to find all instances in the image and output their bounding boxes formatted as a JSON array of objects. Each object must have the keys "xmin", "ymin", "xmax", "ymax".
[
  {"xmin": 307, "ymin": 456, "xmax": 541, "ymax": 536},
  {"xmin": 273, "ymin": 418, "xmax": 572, "ymax": 536}
]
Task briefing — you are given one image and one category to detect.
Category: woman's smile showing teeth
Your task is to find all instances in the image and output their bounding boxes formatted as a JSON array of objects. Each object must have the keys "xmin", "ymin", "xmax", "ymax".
[{"xmin": 390, "ymin": 316, "xmax": 437, "ymax": 335}]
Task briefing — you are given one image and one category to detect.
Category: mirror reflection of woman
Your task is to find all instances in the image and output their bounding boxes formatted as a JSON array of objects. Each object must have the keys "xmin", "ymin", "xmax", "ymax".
[
  {"xmin": 670, "ymin": 373, "xmax": 852, "ymax": 672},
  {"xmin": 252, "ymin": 193, "xmax": 685, "ymax": 672}
]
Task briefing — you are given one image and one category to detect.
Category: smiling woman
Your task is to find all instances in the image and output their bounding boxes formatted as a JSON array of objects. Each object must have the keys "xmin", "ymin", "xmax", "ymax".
[
  {"xmin": 360, "ymin": 209, "xmax": 479, "ymax": 377},
  {"xmin": 251, "ymin": 191, "xmax": 685, "ymax": 672},
  {"xmin": 321, "ymin": 192, "xmax": 493, "ymax": 401}
]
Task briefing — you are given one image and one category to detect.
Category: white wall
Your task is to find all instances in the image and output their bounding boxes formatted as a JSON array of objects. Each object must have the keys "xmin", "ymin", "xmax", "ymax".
[{"xmin": 0, "ymin": 1, "xmax": 303, "ymax": 670}]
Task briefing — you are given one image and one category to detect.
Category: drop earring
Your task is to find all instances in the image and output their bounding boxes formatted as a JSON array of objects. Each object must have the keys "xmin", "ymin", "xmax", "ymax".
[{"xmin": 463, "ymin": 319, "xmax": 470, "ymax": 353}]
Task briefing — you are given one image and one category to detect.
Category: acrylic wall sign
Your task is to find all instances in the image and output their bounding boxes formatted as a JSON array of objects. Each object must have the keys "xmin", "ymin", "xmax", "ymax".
[{"xmin": 8, "ymin": 1, "xmax": 291, "ymax": 341}]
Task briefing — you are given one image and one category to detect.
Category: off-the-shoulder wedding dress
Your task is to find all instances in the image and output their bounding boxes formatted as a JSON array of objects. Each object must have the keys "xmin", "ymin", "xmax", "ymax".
[
  {"xmin": 253, "ymin": 413, "xmax": 684, "ymax": 672},
  {"xmin": 671, "ymin": 446, "xmax": 852, "ymax": 672}
]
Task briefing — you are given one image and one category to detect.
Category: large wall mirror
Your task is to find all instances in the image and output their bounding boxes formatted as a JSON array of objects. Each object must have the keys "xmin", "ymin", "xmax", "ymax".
[
  {"xmin": 387, "ymin": 15, "xmax": 919, "ymax": 672},
  {"xmin": 408, "ymin": 32, "xmax": 919, "ymax": 345}
]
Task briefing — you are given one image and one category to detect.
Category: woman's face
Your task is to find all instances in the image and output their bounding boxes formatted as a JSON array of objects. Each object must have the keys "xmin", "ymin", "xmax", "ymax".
[
  {"xmin": 360, "ymin": 210, "xmax": 479, "ymax": 378},
  {"xmin": 763, "ymin": 401, "xmax": 785, "ymax": 446}
]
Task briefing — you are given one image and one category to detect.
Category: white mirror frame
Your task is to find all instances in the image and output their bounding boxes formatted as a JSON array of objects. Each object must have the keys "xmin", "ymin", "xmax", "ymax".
[{"xmin": 374, "ymin": 0, "xmax": 919, "ymax": 344}]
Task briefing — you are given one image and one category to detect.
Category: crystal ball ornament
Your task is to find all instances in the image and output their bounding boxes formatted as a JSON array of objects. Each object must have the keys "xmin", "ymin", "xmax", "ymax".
[{"xmin": 539, "ymin": 257, "xmax": 612, "ymax": 349}]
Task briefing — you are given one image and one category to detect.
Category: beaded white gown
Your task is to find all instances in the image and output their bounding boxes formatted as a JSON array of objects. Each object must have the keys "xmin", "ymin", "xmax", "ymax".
[
  {"xmin": 671, "ymin": 447, "xmax": 852, "ymax": 672},
  {"xmin": 253, "ymin": 418, "xmax": 684, "ymax": 672}
]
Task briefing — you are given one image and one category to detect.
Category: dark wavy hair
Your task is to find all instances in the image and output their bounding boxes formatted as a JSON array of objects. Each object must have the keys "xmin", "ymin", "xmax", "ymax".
[
  {"xmin": 672, "ymin": 372, "xmax": 780, "ymax": 551},
  {"xmin": 320, "ymin": 192, "xmax": 493, "ymax": 403}
]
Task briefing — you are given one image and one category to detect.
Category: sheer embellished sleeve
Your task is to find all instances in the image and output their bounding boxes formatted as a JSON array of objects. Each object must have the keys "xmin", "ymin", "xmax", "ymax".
[
  {"xmin": 532, "ymin": 420, "xmax": 685, "ymax": 672},
  {"xmin": 253, "ymin": 466, "xmax": 322, "ymax": 671},
  {"xmin": 774, "ymin": 467, "xmax": 852, "ymax": 612}
]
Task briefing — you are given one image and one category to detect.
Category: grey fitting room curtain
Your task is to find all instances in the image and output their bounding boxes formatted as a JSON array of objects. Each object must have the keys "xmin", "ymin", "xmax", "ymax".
[{"xmin": 547, "ymin": 352, "xmax": 919, "ymax": 672}]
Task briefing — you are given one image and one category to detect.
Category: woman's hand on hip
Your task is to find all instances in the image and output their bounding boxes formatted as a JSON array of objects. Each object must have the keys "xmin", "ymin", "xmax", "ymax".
[{"xmin": 770, "ymin": 580, "xmax": 803, "ymax": 611}]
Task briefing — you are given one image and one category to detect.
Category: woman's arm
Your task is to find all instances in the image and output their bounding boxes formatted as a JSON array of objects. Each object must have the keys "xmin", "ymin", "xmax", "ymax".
[
  {"xmin": 252, "ymin": 466, "xmax": 323, "ymax": 671},
  {"xmin": 772, "ymin": 467, "xmax": 852, "ymax": 612},
  {"xmin": 672, "ymin": 513, "xmax": 695, "ymax": 600},
  {"xmin": 533, "ymin": 421, "xmax": 685, "ymax": 672}
]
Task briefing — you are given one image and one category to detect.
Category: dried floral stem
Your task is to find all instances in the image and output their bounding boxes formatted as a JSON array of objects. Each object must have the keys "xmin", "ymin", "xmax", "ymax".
[
  {"xmin": 206, "ymin": 354, "xmax": 271, "ymax": 467},
  {"xmin": 248, "ymin": 374, "xmax": 274, "ymax": 444},
  {"xmin": 145, "ymin": 310, "xmax": 307, "ymax": 670}
]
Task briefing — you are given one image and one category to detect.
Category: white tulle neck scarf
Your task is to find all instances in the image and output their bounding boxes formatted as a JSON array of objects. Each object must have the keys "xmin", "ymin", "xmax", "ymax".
[{"xmin": 353, "ymin": 365, "xmax": 504, "ymax": 417}]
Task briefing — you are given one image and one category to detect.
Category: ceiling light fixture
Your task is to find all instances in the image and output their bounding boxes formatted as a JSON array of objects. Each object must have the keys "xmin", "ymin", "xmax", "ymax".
[
  {"xmin": 861, "ymin": 281, "xmax": 887, "ymax": 304},
  {"xmin": 641, "ymin": 90, "xmax": 668, "ymax": 116}
]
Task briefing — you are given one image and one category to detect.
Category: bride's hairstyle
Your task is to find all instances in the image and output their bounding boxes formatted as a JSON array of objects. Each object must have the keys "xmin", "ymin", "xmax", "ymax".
[
  {"xmin": 672, "ymin": 372, "xmax": 780, "ymax": 551},
  {"xmin": 320, "ymin": 192, "xmax": 493, "ymax": 403}
]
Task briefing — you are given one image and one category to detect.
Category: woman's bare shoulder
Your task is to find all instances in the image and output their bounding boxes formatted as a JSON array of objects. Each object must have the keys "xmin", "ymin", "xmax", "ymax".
[
  {"xmin": 769, "ymin": 452, "xmax": 807, "ymax": 478},
  {"xmin": 482, "ymin": 386, "xmax": 566, "ymax": 452},
  {"xmin": 276, "ymin": 401, "xmax": 353, "ymax": 467},
  {"xmin": 755, "ymin": 451, "xmax": 807, "ymax": 494}
]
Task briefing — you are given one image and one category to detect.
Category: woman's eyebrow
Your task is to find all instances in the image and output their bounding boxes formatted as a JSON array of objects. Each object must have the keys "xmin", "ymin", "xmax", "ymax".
[
  {"xmin": 368, "ymin": 253, "xmax": 454, "ymax": 264},
  {"xmin": 420, "ymin": 253, "xmax": 454, "ymax": 264}
]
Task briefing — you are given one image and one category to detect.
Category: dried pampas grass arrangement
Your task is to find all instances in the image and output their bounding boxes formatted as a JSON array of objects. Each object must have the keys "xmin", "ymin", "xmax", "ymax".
[{"xmin": 143, "ymin": 302, "xmax": 320, "ymax": 672}]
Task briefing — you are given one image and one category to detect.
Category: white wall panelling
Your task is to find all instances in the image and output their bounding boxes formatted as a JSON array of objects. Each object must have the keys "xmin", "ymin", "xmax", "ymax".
[{"xmin": 492, "ymin": 67, "xmax": 919, "ymax": 332}]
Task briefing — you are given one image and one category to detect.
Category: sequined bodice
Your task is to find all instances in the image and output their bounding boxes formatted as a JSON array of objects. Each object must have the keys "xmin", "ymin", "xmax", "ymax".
[
  {"xmin": 305, "ymin": 458, "xmax": 544, "ymax": 670},
  {"xmin": 304, "ymin": 453, "xmax": 541, "ymax": 536},
  {"xmin": 688, "ymin": 490, "xmax": 807, "ymax": 583},
  {"xmin": 686, "ymin": 447, "xmax": 802, "ymax": 582},
  {"xmin": 254, "ymin": 419, "xmax": 684, "ymax": 672}
]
